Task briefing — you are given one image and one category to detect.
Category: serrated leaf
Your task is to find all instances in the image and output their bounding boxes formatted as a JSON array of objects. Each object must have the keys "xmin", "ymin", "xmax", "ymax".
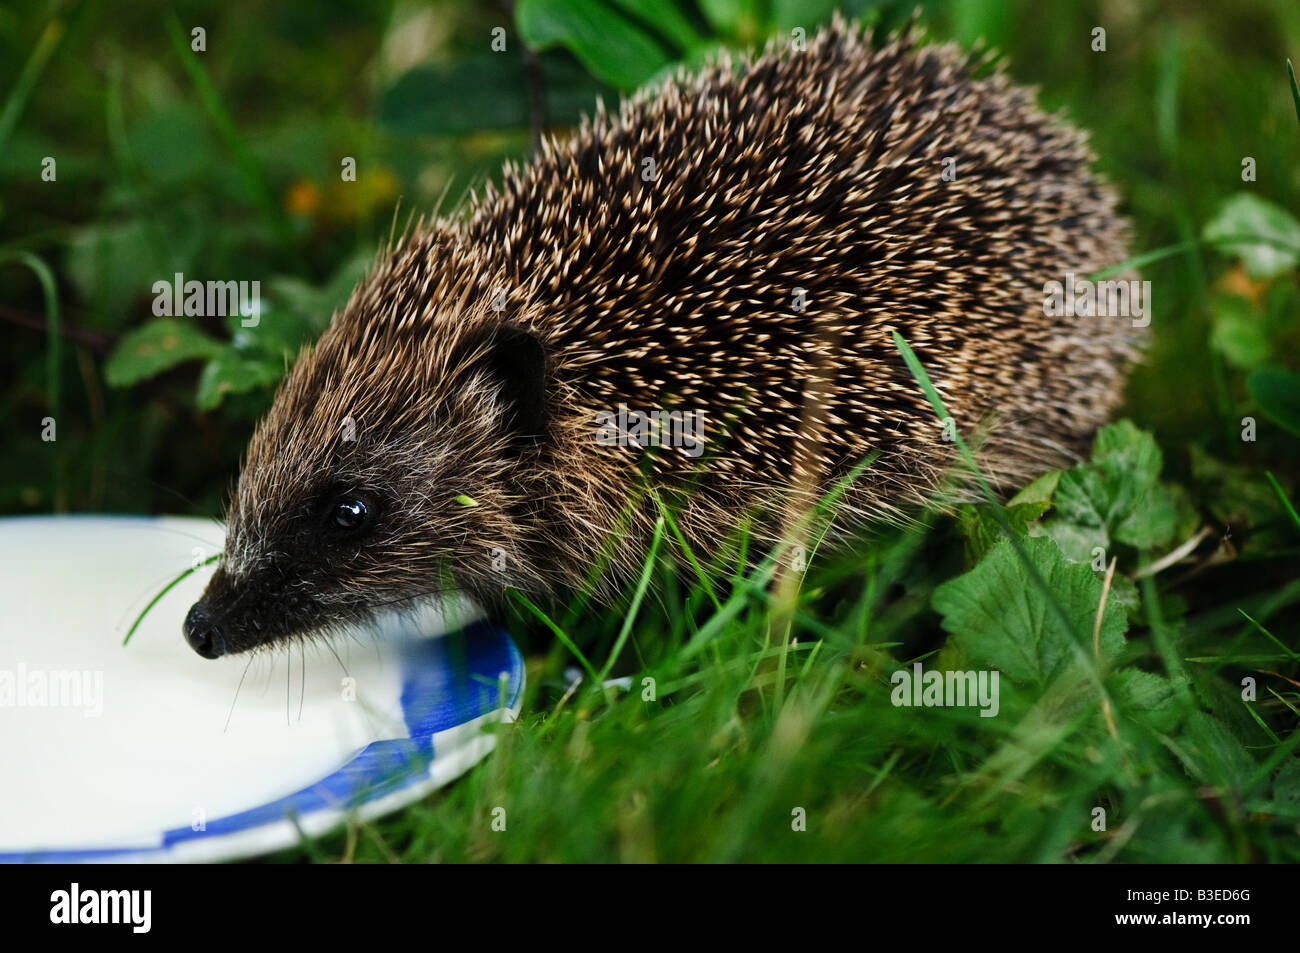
[
  {"xmin": 1045, "ymin": 421, "xmax": 1178, "ymax": 558},
  {"xmin": 1113, "ymin": 669, "xmax": 1179, "ymax": 732},
  {"xmin": 196, "ymin": 353, "xmax": 283, "ymax": 410},
  {"xmin": 1092, "ymin": 419, "xmax": 1163, "ymax": 482},
  {"xmin": 1247, "ymin": 365, "xmax": 1300, "ymax": 437},
  {"xmin": 933, "ymin": 536, "xmax": 1127, "ymax": 690},
  {"xmin": 104, "ymin": 319, "xmax": 224, "ymax": 387},
  {"xmin": 1203, "ymin": 193, "xmax": 1300, "ymax": 280},
  {"xmin": 517, "ymin": 0, "xmax": 675, "ymax": 90}
]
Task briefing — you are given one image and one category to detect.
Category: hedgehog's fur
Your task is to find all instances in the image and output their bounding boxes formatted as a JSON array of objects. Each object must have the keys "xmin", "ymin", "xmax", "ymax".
[{"xmin": 190, "ymin": 17, "xmax": 1139, "ymax": 656}]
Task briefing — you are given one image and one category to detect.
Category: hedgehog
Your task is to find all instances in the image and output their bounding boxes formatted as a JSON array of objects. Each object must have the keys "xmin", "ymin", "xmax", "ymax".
[{"xmin": 183, "ymin": 17, "xmax": 1139, "ymax": 659}]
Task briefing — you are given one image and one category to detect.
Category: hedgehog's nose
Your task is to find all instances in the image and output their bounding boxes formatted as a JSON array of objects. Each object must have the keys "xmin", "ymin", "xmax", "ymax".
[{"xmin": 184, "ymin": 602, "xmax": 227, "ymax": 659}]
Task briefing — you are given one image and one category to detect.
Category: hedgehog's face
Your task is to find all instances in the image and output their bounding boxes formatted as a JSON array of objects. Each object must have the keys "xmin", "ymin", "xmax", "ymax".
[{"xmin": 183, "ymin": 319, "xmax": 549, "ymax": 659}]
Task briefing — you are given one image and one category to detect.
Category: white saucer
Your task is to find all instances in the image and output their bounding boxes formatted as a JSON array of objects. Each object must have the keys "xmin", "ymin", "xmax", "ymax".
[{"xmin": 0, "ymin": 516, "xmax": 523, "ymax": 863}]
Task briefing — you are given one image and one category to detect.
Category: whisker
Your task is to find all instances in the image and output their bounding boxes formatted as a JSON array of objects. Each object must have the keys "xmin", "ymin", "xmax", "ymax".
[
  {"xmin": 298, "ymin": 640, "xmax": 306, "ymax": 723},
  {"xmin": 224, "ymin": 654, "xmax": 255, "ymax": 733}
]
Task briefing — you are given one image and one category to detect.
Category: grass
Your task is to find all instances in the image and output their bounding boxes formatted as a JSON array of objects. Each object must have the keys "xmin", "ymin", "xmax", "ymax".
[{"xmin": 2, "ymin": 0, "xmax": 1299, "ymax": 862}]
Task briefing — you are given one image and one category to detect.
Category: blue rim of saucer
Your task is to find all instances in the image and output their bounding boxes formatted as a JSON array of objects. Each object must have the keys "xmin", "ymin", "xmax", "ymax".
[{"xmin": 1, "ymin": 619, "xmax": 523, "ymax": 863}]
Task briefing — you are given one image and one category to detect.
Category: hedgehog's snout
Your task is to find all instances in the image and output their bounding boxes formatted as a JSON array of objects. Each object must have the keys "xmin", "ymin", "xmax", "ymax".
[{"xmin": 183, "ymin": 601, "xmax": 228, "ymax": 659}]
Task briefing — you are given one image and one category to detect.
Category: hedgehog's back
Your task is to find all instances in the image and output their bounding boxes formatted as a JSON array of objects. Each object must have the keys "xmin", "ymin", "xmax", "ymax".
[{"xmin": 458, "ymin": 18, "xmax": 1137, "ymax": 538}]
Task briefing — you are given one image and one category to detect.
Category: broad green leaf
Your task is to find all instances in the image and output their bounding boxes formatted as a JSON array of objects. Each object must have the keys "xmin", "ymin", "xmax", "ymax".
[
  {"xmin": 933, "ymin": 535, "xmax": 1127, "ymax": 690},
  {"xmin": 1247, "ymin": 365, "xmax": 1300, "ymax": 437},
  {"xmin": 66, "ymin": 218, "xmax": 200, "ymax": 320},
  {"xmin": 104, "ymin": 318, "xmax": 224, "ymax": 387},
  {"xmin": 196, "ymin": 352, "xmax": 283, "ymax": 410},
  {"xmin": 1092, "ymin": 419, "xmax": 1163, "ymax": 484},
  {"xmin": 1209, "ymin": 293, "xmax": 1272, "ymax": 370},
  {"xmin": 1113, "ymin": 669, "xmax": 1179, "ymax": 732},
  {"xmin": 959, "ymin": 471, "xmax": 1057, "ymax": 563},
  {"xmin": 378, "ymin": 53, "xmax": 606, "ymax": 135},
  {"xmin": 697, "ymin": 0, "xmax": 760, "ymax": 39},
  {"xmin": 609, "ymin": 0, "xmax": 705, "ymax": 52},
  {"xmin": 1046, "ymin": 420, "xmax": 1178, "ymax": 558},
  {"xmin": 1203, "ymin": 193, "xmax": 1300, "ymax": 280},
  {"xmin": 1008, "ymin": 469, "xmax": 1061, "ymax": 512},
  {"xmin": 518, "ymin": 0, "xmax": 675, "ymax": 90}
]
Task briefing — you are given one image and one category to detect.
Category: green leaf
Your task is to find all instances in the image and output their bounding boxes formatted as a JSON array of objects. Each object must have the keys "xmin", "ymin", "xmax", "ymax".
[
  {"xmin": 104, "ymin": 319, "xmax": 224, "ymax": 387},
  {"xmin": 231, "ymin": 251, "xmax": 374, "ymax": 358},
  {"xmin": 517, "ymin": 0, "xmax": 676, "ymax": 90},
  {"xmin": 933, "ymin": 536, "xmax": 1127, "ymax": 690},
  {"xmin": 1247, "ymin": 365, "xmax": 1300, "ymax": 437},
  {"xmin": 66, "ymin": 219, "xmax": 201, "ymax": 320},
  {"xmin": 379, "ymin": 53, "xmax": 607, "ymax": 136},
  {"xmin": 609, "ymin": 0, "xmax": 705, "ymax": 52},
  {"xmin": 697, "ymin": 0, "xmax": 760, "ymax": 39},
  {"xmin": 1202, "ymin": 193, "xmax": 1300, "ymax": 280},
  {"xmin": 960, "ymin": 471, "xmax": 1057, "ymax": 563},
  {"xmin": 1008, "ymin": 469, "xmax": 1061, "ymax": 513},
  {"xmin": 1045, "ymin": 421, "xmax": 1178, "ymax": 559},
  {"xmin": 1188, "ymin": 446, "xmax": 1291, "ymax": 550},
  {"xmin": 1113, "ymin": 669, "xmax": 1179, "ymax": 733},
  {"xmin": 196, "ymin": 352, "xmax": 283, "ymax": 410},
  {"xmin": 1209, "ymin": 293, "xmax": 1272, "ymax": 369},
  {"xmin": 1176, "ymin": 711, "xmax": 1258, "ymax": 793}
]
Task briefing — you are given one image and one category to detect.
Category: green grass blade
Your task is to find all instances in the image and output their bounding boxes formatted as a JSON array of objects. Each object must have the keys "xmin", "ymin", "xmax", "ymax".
[
  {"xmin": 648, "ymin": 488, "xmax": 720, "ymax": 611},
  {"xmin": 0, "ymin": 250, "xmax": 62, "ymax": 507},
  {"xmin": 0, "ymin": 17, "xmax": 64, "ymax": 153},
  {"xmin": 508, "ymin": 588, "xmax": 599, "ymax": 683},
  {"xmin": 1237, "ymin": 609, "xmax": 1298, "ymax": 660},
  {"xmin": 1288, "ymin": 59, "xmax": 1300, "ymax": 126},
  {"xmin": 597, "ymin": 515, "xmax": 664, "ymax": 685},
  {"xmin": 1265, "ymin": 471, "xmax": 1300, "ymax": 533},
  {"xmin": 123, "ymin": 554, "xmax": 221, "ymax": 646}
]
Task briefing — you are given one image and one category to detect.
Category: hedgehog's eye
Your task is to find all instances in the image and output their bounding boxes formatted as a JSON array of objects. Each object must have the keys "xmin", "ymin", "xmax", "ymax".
[{"xmin": 332, "ymin": 497, "xmax": 369, "ymax": 532}]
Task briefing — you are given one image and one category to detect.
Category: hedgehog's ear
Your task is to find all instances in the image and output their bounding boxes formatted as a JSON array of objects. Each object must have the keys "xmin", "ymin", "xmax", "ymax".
[{"xmin": 463, "ymin": 324, "xmax": 548, "ymax": 447}]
